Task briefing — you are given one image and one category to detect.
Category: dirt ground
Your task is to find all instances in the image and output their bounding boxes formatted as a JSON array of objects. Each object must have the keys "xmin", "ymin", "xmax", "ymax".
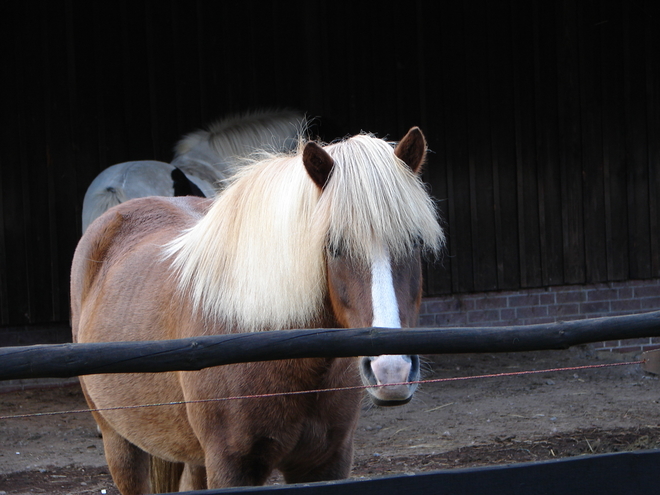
[{"xmin": 1, "ymin": 347, "xmax": 659, "ymax": 494}]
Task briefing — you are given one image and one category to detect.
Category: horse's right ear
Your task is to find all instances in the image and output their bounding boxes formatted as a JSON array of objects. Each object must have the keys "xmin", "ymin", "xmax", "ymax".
[
  {"xmin": 394, "ymin": 127, "xmax": 427, "ymax": 175},
  {"xmin": 303, "ymin": 142, "xmax": 334, "ymax": 189}
]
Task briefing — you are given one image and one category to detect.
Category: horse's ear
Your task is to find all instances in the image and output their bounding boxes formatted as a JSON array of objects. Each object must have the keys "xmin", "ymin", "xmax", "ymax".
[
  {"xmin": 303, "ymin": 142, "xmax": 334, "ymax": 189},
  {"xmin": 394, "ymin": 127, "xmax": 427, "ymax": 175}
]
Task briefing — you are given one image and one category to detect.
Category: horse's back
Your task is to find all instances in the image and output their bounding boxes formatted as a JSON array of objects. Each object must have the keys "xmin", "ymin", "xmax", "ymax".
[{"xmin": 72, "ymin": 196, "xmax": 210, "ymax": 344}]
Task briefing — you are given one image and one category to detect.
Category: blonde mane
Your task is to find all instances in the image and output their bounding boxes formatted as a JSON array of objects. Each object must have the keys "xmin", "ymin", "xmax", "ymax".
[{"xmin": 165, "ymin": 133, "xmax": 444, "ymax": 332}]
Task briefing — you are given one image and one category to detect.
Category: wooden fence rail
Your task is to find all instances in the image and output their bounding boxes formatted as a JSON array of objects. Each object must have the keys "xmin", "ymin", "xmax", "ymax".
[
  {"xmin": 2, "ymin": 310, "xmax": 660, "ymax": 381},
  {"xmin": 4, "ymin": 311, "xmax": 660, "ymax": 495}
]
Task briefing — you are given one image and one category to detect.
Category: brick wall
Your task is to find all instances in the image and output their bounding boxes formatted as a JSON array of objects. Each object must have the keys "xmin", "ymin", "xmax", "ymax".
[{"xmin": 419, "ymin": 279, "xmax": 660, "ymax": 353}]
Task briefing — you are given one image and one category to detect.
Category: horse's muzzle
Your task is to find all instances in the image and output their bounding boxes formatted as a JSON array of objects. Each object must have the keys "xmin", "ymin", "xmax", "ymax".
[{"xmin": 359, "ymin": 354, "xmax": 420, "ymax": 407}]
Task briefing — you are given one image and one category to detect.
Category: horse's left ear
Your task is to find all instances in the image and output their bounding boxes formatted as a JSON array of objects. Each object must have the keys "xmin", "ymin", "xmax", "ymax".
[
  {"xmin": 394, "ymin": 127, "xmax": 427, "ymax": 175},
  {"xmin": 303, "ymin": 141, "xmax": 334, "ymax": 189}
]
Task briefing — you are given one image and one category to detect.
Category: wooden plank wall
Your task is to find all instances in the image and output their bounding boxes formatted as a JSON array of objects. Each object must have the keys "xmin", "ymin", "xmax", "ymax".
[
  {"xmin": 422, "ymin": 0, "xmax": 659, "ymax": 295},
  {"xmin": 0, "ymin": 0, "xmax": 658, "ymax": 329}
]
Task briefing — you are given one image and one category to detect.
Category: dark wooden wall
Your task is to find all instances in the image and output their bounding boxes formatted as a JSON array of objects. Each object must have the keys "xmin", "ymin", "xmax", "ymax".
[
  {"xmin": 423, "ymin": 0, "xmax": 659, "ymax": 296},
  {"xmin": 0, "ymin": 0, "xmax": 658, "ymax": 333}
]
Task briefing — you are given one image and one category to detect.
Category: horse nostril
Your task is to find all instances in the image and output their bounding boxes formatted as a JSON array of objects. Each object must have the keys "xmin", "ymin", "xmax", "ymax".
[
  {"xmin": 408, "ymin": 355, "xmax": 420, "ymax": 381},
  {"xmin": 360, "ymin": 357, "xmax": 376, "ymax": 384}
]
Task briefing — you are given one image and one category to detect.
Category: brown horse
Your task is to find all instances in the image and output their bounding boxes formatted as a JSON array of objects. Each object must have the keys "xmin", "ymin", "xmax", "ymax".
[{"xmin": 71, "ymin": 128, "xmax": 444, "ymax": 493}]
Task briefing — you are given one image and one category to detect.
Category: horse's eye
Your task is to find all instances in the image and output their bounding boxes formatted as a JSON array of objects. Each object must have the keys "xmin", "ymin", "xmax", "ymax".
[{"xmin": 327, "ymin": 242, "xmax": 344, "ymax": 259}]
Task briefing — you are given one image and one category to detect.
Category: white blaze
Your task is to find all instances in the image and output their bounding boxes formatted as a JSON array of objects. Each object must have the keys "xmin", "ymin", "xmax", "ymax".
[
  {"xmin": 370, "ymin": 247, "xmax": 400, "ymax": 328},
  {"xmin": 365, "ymin": 247, "xmax": 415, "ymax": 402}
]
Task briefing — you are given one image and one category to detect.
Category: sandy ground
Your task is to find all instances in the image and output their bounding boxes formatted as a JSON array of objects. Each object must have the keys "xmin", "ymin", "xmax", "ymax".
[{"xmin": 1, "ymin": 347, "xmax": 659, "ymax": 494}]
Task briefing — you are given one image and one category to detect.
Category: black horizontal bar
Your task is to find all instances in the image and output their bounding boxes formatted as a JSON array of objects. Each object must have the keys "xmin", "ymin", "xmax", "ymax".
[
  {"xmin": 1, "ymin": 310, "xmax": 659, "ymax": 381},
  {"xmin": 169, "ymin": 449, "xmax": 660, "ymax": 495}
]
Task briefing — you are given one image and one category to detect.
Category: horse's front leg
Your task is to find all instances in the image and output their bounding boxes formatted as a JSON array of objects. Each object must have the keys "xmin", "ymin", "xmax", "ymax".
[
  {"xmin": 279, "ymin": 441, "xmax": 354, "ymax": 484},
  {"xmin": 82, "ymin": 388, "xmax": 151, "ymax": 495},
  {"xmin": 97, "ymin": 420, "xmax": 151, "ymax": 495},
  {"xmin": 203, "ymin": 437, "xmax": 280, "ymax": 487}
]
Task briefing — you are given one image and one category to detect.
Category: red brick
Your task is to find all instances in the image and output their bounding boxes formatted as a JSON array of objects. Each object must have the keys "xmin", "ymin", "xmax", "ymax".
[
  {"xmin": 435, "ymin": 313, "xmax": 467, "ymax": 327},
  {"xmin": 580, "ymin": 301, "xmax": 610, "ymax": 314},
  {"xmin": 547, "ymin": 304, "xmax": 580, "ymax": 317},
  {"xmin": 540, "ymin": 293, "xmax": 556, "ymax": 305},
  {"xmin": 473, "ymin": 296, "xmax": 508, "ymax": 310},
  {"xmin": 639, "ymin": 297, "xmax": 660, "ymax": 310},
  {"xmin": 418, "ymin": 315, "xmax": 436, "ymax": 327},
  {"xmin": 500, "ymin": 309, "xmax": 516, "ymax": 322},
  {"xmin": 614, "ymin": 346, "xmax": 645, "ymax": 353},
  {"xmin": 586, "ymin": 289, "xmax": 619, "ymax": 301},
  {"xmin": 610, "ymin": 299, "xmax": 642, "ymax": 312},
  {"xmin": 467, "ymin": 309, "xmax": 501, "ymax": 324},
  {"xmin": 516, "ymin": 306, "xmax": 549, "ymax": 319},
  {"xmin": 423, "ymin": 298, "xmax": 462, "ymax": 314},
  {"xmin": 556, "ymin": 291, "xmax": 586, "ymax": 304},
  {"xmin": 619, "ymin": 338, "xmax": 652, "ymax": 346},
  {"xmin": 635, "ymin": 286, "xmax": 660, "ymax": 298},
  {"xmin": 507, "ymin": 294, "xmax": 540, "ymax": 307},
  {"xmin": 617, "ymin": 288, "xmax": 634, "ymax": 299},
  {"xmin": 458, "ymin": 298, "xmax": 477, "ymax": 311},
  {"xmin": 420, "ymin": 279, "xmax": 660, "ymax": 353}
]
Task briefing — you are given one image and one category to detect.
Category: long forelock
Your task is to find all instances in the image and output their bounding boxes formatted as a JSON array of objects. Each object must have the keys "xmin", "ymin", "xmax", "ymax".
[{"xmin": 316, "ymin": 134, "xmax": 445, "ymax": 263}]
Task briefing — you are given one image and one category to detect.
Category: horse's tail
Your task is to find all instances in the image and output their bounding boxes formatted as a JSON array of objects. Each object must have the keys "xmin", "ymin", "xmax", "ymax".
[
  {"xmin": 150, "ymin": 455, "xmax": 184, "ymax": 493},
  {"xmin": 81, "ymin": 185, "xmax": 129, "ymax": 233}
]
